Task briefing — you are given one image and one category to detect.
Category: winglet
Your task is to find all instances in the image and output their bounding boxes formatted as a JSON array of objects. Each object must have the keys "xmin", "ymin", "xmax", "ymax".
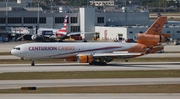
[{"xmin": 145, "ymin": 16, "xmax": 167, "ymax": 35}]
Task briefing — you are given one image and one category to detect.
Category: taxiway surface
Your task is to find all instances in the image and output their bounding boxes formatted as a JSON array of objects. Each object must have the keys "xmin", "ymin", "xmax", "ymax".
[
  {"xmin": 0, "ymin": 93, "xmax": 180, "ymax": 99},
  {"xmin": 0, "ymin": 78, "xmax": 180, "ymax": 89},
  {"xmin": 0, "ymin": 62, "xmax": 180, "ymax": 73}
]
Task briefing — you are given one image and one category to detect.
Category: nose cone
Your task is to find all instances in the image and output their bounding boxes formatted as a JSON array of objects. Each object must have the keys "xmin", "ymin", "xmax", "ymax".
[
  {"xmin": 10, "ymin": 49, "xmax": 15, "ymax": 55},
  {"xmin": 11, "ymin": 49, "xmax": 20, "ymax": 56}
]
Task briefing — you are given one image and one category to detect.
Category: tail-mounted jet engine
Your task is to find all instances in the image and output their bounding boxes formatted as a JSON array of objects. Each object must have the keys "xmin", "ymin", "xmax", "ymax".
[{"xmin": 133, "ymin": 34, "xmax": 168, "ymax": 45}]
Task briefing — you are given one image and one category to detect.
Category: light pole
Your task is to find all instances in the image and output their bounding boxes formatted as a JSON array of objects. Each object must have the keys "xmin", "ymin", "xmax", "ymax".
[
  {"xmin": 129, "ymin": 1, "xmax": 131, "ymax": 10},
  {"xmin": 5, "ymin": 0, "xmax": 8, "ymax": 29},
  {"xmin": 37, "ymin": 0, "xmax": 40, "ymax": 30},
  {"xmin": 50, "ymin": 0, "xmax": 54, "ymax": 13}
]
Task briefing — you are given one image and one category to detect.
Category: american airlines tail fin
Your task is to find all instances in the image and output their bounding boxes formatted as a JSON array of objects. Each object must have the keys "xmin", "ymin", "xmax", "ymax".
[
  {"xmin": 145, "ymin": 16, "xmax": 167, "ymax": 35},
  {"xmin": 57, "ymin": 14, "xmax": 68, "ymax": 35}
]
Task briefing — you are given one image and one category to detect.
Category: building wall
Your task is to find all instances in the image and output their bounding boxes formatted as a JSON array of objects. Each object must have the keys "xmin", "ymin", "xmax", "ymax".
[
  {"xmin": 105, "ymin": 12, "xmax": 149, "ymax": 26},
  {"xmin": 80, "ymin": 7, "xmax": 95, "ymax": 40},
  {"xmin": 0, "ymin": 0, "xmax": 32, "ymax": 7},
  {"xmin": 0, "ymin": 9, "xmax": 149, "ymax": 30},
  {"xmin": 95, "ymin": 26, "xmax": 180, "ymax": 41},
  {"xmin": 0, "ymin": 7, "xmax": 180, "ymax": 40},
  {"xmin": 95, "ymin": 26, "xmax": 127, "ymax": 40}
]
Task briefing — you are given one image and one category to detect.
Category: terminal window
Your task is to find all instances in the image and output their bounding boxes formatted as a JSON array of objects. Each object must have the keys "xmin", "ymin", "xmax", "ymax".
[
  {"xmin": 39, "ymin": 17, "xmax": 46, "ymax": 24},
  {"xmin": 71, "ymin": 26, "xmax": 80, "ymax": 32},
  {"xmin": 71, "ymin": 17, "xmax": 78, "ymax": 23},
  {"xmin": 8, "ymin": 17, "xmax": 21, "ymax": 24},
  {"xmin": 55, "ymin": 17, "xmax": 64, "ymax": 23},
  {"xmin": 177, "ymin": 31, "xmax": 180, "ymax": 33},
  {"xmin": 24, "ymin": 17, "xmax": 37, "ymax": 24},
  {"xmin": 0, "ymin": 17, "xmax": 5, "ymax": 24},
  {"xmin": 139, "ymin": 31, "xmax": 143, "ymax": 33},
  {"xmin": 97, "ymin": 17, "xmax": 104, "ymax": 23}
]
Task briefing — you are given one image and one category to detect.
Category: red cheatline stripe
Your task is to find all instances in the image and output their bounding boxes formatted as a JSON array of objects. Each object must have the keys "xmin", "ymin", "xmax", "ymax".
[{"xmin": 49, "ymin": 46, "xmax": 122, "ymax": 57}]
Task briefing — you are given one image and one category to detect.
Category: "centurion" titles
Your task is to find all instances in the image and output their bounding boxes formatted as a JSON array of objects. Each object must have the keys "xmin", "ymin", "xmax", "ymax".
[{"xmin": 28, "ymin": 46, "xmax": 75, "ymax": 51}]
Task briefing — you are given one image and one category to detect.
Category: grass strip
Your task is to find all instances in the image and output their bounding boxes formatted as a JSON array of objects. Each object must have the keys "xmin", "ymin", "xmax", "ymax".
[
  {"xmin": 0, "ymin": 84, "xmax": 180, "ymax": 93},
  {"xmin": 0, "ymin": 70, "xmax": 180, "ymax": 80},
  {"xmin": 1, "ymin": 57, "xmax": 180, "ymax": 64},
  {"xmin": 0, "ymin": 52, "xmax": 11, "ymax": 55}
]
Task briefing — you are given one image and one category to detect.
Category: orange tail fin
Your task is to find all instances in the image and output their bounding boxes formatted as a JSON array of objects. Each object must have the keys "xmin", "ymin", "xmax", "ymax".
[{"xmin": 145, "ymin": 16, "xmax": 167, "ymax": 35}]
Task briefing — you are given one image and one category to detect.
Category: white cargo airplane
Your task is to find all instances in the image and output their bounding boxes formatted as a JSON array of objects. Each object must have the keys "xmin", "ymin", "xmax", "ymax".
[{"xmin": 11, "ymin": 16, "xmax": 170, "ymax": 66}]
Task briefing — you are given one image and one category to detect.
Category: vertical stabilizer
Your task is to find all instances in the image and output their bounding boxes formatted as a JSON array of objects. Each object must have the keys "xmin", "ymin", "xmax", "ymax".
[
  {"xmin": 145, "ymin": 16, "xmax": 167, "ymax": 35},
  {"xmin": 57, "ymin": 14, "xmax": 68, "ymax": 35}
]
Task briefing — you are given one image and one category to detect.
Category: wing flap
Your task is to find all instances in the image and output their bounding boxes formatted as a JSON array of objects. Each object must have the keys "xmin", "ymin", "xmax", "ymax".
[{"xmin": 93, "ymin": 53, "xmax": 142, "ymax": 57}]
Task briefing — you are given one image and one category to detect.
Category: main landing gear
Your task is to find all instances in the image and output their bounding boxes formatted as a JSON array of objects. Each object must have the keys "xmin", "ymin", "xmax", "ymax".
[
  {"xmin": 125, "ymin": 59, "xmax": 128, "ymax": 62},
  {"xmin": 31, "ymin": 59, "xmax": 35, "ymax": 66}
]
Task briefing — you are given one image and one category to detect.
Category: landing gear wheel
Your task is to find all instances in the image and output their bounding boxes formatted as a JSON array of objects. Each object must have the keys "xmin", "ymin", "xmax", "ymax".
[
  {"xmin": 98, "ymin": 62, "xmax": 107, "ymax": 66},
  {"xmin": 102, "ymin": 62, "xmax": 107, "ymax": 65},
  {"xmin": 31, "ymin": 62, "xmax": 35, "ymax": 66},
  {"xmin": 125, "ymin": 59, "xmax": 128, "ymax": 62},
  {"xmin": 31, "ymin": 60, "xmax": 35, "ymax": 66},
  {"xmin": 89, "ymin": 63, "xmax": 94, "ymax": 65},
  {"xmin": 58, "ymin": 39, "xmax": 63, "ymax": 42}
]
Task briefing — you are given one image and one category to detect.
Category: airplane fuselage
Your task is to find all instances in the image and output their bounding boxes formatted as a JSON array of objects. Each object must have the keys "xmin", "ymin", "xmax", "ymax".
[{"xmin": 11, "ymin": 42, "xmax": 137, "ymax": 59}]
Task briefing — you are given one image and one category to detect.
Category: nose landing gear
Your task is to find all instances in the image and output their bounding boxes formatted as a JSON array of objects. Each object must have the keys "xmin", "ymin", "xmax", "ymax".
[{"xmin": 31, "ymin": 59, "xmax": 35, "ymax": 66}]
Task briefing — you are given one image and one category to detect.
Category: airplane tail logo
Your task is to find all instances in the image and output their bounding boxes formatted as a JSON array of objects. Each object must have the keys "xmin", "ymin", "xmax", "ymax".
[
  {"xmin": 56, "ymin": 14, "xmax": 68, "ymax": 36},
  {"xmin": 144, "ymin": 16, "xmax": 167, "ymax": 35}
]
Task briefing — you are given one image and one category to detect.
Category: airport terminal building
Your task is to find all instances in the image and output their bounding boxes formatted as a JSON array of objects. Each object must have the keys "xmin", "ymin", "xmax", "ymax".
[{"xmin": 0, "ymin": 0, "xmax": 180, "ymax": 42}]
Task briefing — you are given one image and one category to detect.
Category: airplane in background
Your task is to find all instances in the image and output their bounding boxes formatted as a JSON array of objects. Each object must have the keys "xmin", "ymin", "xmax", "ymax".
[
  {"xmin": 156, "ymin": 12, "xmax": 180, "ymax": 25},
  {"xmin": 31, "ymin": 14, "xmax": 87, "ymax": 42},
  {"xmin": 11, "ymin": 16, "xmax": 170, "ymax": 66}
]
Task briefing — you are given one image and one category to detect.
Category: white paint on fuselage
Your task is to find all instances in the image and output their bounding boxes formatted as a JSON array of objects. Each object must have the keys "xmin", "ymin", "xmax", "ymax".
[{"xmin": 11, "ymin": 42, "xmax": 137, "ymax": 59}]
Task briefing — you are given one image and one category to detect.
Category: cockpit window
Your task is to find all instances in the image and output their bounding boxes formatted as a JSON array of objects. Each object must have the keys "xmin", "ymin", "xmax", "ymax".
[{"xmin": 14, "ymin": 47, "xmax": 20, "ymax": 50}]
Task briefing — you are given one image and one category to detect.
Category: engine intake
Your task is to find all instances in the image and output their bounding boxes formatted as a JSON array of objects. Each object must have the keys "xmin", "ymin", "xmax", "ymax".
[{"xmin": 31, "ymin": 34, "xmax": 38, "ymax": 40}]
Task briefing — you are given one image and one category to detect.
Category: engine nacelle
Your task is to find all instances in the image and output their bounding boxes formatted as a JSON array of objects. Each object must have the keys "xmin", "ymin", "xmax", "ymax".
[
  {"xmin": 133, "ymin": 34, "xmax": 165, "ymax": 44},
  {"xmin": 31, "ymin": 34, "xmax": 44, "ymax": 41},
  {"xmin": 31, "ymin": 34, "xmax": 38, "ymax": 40},
  {"xmin": 78, "ymin": 55, "xmax": 93, "ymax": 63}
]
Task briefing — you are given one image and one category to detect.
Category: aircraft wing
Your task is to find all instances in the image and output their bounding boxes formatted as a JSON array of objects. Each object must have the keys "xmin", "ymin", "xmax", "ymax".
[
  {"xmin": 67, "ymin": 32, "xmax": 94, "ymax": 36},
  {"xmin": 67, "ymin": 32, "xmax": 81, "ymax": 36},
  {"xmin": 77, "ymin": 52, "xmax": 142, "ymax": 58},
  {"xmin": 92, "ymin": 53, "xmax": 141, "ymax": 57}
]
